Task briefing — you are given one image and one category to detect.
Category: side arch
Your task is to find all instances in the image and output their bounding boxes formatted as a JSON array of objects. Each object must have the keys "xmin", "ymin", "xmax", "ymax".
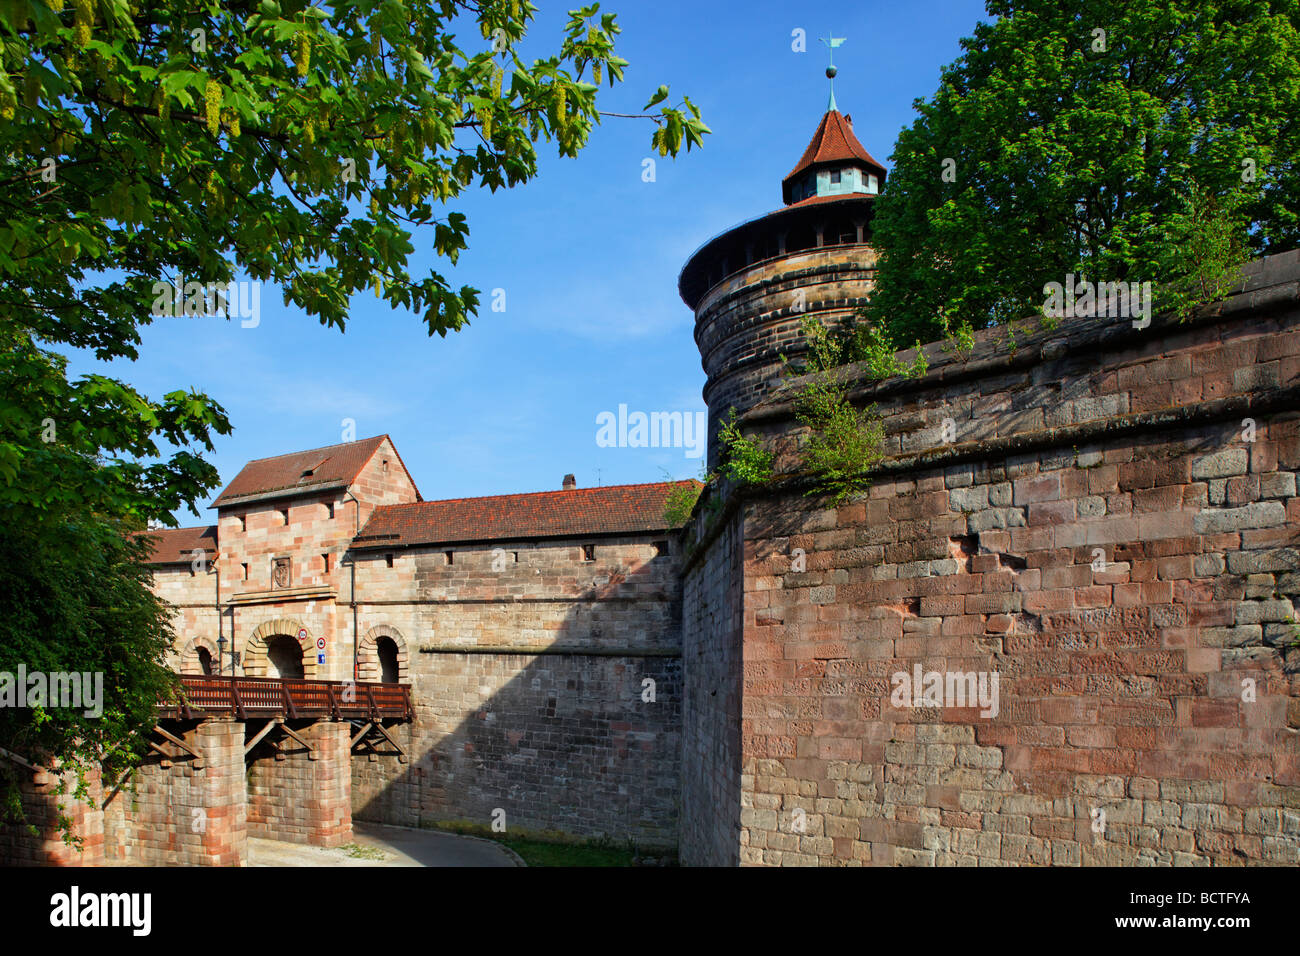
[
  {"xmin": 242, "ymin": 617, "xmax": 320, "ymax": 679},
  {"xmin": 178, "ymin": 635, "xmax": 220, "ymax": 675},
  {"xmin": 357, "ymin": 624, "xmax": 410, "ymax": 684}
]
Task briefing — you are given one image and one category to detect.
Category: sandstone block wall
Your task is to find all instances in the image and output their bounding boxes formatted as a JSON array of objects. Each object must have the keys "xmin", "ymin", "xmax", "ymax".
[
  {"xmin": 246, "ymin": 720, "xmax": 352, "ymax": 847},
  {"xmin": 683, "ymin": 250, "xmax": 1300, "ymax": 865},
  {"xmin": 0, "ymin": 766, "xmax": 104, "ymax": 866},
  {"xmin": 354, "ymin": 650, "xmax": 680, "ymax": 846},
  {"xmin": 680, "ymin": 512, "xmax": 744, "ymax": 866},
  {"xmin": 4, "ymin": 719, "xmax": 359, "ymax": 865},
  {"xmin": 102, "ymin": 720, "xmax": 246, "ymax": 866},
  {"xmin": 349, "ymin": 535, "xmax": 683, "ymax": 847}
]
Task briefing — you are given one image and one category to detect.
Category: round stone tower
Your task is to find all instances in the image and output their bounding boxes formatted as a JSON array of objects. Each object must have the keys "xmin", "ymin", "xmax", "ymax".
[{"xmin": 679, "ymin": 104, "xmax": 887, "ymax": 469}]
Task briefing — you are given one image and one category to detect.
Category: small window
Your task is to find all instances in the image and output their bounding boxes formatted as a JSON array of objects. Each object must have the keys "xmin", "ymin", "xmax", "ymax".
[
  {"xmin": 445, "ymin": 550, "xmax": 454, "ymax": 566},
  {"xmin": 238, "ymin": 514, "xmax": 246, "ymax": 531},
  {"xmin": 654, "ymin": 540, "xmax": 669, "ymax": 557},
  {"xmin": 322, "ymin": 553, "xmax": 331, "ymax": 573},
  {"xmin": 582, "ymin": 544, "xmax": 596, "ymax": 562},
  {"xmin": 326, "ymin": 502, "xmax": 335, "ymax": 519},
  {"xmin": 241, "ymin": 562, "xmax": 249, "ymax": 581},
  {"xmin": 382, "ymin": 458, "xmax": 390, "ymax": 473},
  {"xmin": 385, "ymin": 553, "xmax": 394, "ymax": 568},
  {"xmin": 280, "ymin": 508, "xmax": 289, "ymax": 525},
  {"xmin": 512, "ymin": 552, "xmax": 519, "ymax": 563},
  {"xmin": 830, "ymin": 169, "xmax": 842, "ymax": 185}
]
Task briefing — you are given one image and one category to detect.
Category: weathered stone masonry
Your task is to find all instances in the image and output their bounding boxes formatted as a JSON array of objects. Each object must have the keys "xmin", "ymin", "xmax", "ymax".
[
  {"xmin": 681, "ymin": 249, "xmax": 1300, "ymax": 866},
  {"xmin": 348, "ymin": 533, "xmax": 683, "ymax": 845}
]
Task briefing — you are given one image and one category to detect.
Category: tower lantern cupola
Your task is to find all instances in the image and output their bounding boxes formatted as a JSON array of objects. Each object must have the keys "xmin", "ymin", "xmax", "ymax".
[{"xmin": 781, "ymin": 110, "xmax": 887, "ymax": 205}]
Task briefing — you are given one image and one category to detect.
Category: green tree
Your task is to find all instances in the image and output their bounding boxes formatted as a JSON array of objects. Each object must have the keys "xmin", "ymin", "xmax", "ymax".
[
  {"xmin": 867, "ymin": 0, "xmax": 1300, "ymax": 344},
  {"xmin": 0, "ymin": 0, "xmax": 706, "ymax": 830}
]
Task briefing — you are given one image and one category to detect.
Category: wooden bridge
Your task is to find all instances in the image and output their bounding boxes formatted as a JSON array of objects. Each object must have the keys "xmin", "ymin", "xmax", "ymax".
[{"xmin": 159, "ymin": 674, "xmax": 413, "ymax": 721}]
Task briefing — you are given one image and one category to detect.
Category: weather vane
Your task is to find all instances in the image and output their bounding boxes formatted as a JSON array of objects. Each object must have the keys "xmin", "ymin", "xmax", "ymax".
[{"xmin": 821, "ymin": 33, "xmax": 846, "ymax": 111}]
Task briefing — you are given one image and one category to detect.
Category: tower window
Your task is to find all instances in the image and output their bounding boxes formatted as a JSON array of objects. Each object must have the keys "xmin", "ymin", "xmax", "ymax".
[
  {"xmin": 830, "ymin": 169, "xmax": 842, "ymax": 184},
  {"xmin": 241, "ymin": 563, "xmax": 249, "ymax": 581},
  {"xmin": 326, "ymin": 501, "xmax": 335, "ymax": 519},
  {"xmin": 238, "ymin": 514, "xmax": 246, "ymax": 531},
  {"xmin": 322, "ymin": 553, "xmax": 330, "ymax": 573},
  {"xmin": 654, "ymin": 540, "xmax": 669, "ymax": 556},
  {"xmin": 279, "ymin": 508, "xmax": 289, "ymax": 525},
  {"xmin": 582, "ymin": 544, "xmax": 596, "ymax": 562},
  {"xmin": 445, "ymin": 550, "xmax": 454, "ymax": 565},
  {"xmin": 386, "ymin": 553, "xmax": 394, "ymax": 568}
]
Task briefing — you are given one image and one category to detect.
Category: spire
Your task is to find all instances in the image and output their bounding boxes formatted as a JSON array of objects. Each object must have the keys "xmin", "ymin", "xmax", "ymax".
[
  {"xmin": 821, "ymin": 33, "xmax": 846, "ymax": 112},
  {"xmin": 781, "ymin": 110, "xmax": 887, "ymax": 205}
]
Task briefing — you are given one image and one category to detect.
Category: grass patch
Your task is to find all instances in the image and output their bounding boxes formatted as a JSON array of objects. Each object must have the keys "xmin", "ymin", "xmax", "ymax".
[
  {"xmin": 494, "ymin": 836, "xmax": 638, "ymax": 867},
  {"xmin": 424, "ymin": 819, "xmax": 671, "ymax": 867},
  {"xmin": 340, "ymin": 843, "xmax": 388, "ymax": 861}
]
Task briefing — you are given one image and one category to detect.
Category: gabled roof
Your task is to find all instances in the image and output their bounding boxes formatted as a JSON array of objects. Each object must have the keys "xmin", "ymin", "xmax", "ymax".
[
  {"xmin": 782, "ymin": 110, "xmax": 886, "ymax": 204},
  {"xmin": 138, "ymin": 525, "xmax": 218, "ymax": 565},
  {"xmin": 352, "ymin": 480, "xmax": 701, "ymax": 549},
  {"xmin": 212, "ymin": 435, "xmax": 419, "ymax": 508}
]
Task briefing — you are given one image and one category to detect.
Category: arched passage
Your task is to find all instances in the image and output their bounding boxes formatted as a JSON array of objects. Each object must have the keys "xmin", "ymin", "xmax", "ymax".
[
  {"xmin": 265, "ymin": 635, "xmax": 305, "ymax": 678},
  {"xmin": 357, "ymin": 625, "xmax": 409, "ymax": 685},
  {"xmin": 243, "ymin": 618, "xmax": 320, "ymax": 679}
]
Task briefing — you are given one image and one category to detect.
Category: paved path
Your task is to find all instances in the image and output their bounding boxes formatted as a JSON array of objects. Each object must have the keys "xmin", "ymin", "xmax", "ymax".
[{"xmin": 248, "ymin": 821, "xmax": 523, "ymax": 867}]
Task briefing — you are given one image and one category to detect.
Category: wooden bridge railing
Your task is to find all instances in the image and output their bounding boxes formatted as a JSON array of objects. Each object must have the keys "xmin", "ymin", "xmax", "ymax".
[{"xmin": 159, "ymin": 675, "xmax": 412, "ymax": 721}]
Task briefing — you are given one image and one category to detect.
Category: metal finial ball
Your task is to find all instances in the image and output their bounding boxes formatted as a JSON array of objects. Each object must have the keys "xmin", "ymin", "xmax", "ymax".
[{"xmin": 826, "ymin": 65, "xmax": 838, "ymax": 79}]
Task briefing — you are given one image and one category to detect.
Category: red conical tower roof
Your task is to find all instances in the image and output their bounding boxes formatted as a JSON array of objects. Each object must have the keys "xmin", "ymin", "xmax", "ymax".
[{"xmin": 782, "ymin": 110, "xmax": 886, "ymax": 205}]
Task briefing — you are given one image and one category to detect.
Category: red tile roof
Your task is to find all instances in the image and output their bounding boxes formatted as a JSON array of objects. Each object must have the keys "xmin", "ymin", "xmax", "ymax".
[
  {"xmin": 139, "ymin": 525, "xmax": 217, "ymax": 565},
  {"xmin": 783, "ymin": 191, "xmax": 878, "ymax": 210},
  {"xmin": 353, "ymin": 480, "xmax": 701, "ymax": 548},
  {"xmin": 783, "ymin": 110, "xmax": 886, "ymax": 204},
  {"xmin": 212, "ymin": 435, "xmax": 418, "ymax": 507}
]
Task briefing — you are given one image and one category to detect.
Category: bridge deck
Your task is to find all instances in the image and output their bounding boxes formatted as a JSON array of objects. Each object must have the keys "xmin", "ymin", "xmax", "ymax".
[{"xmin": 160, "ymin": 675, "xmax": 412, "ymax": 721}]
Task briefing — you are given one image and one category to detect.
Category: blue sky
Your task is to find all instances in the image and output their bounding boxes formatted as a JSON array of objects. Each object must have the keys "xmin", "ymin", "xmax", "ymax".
[{"xmin": 68, "ymin": 0, "xmax": 990, "ymax": 522}]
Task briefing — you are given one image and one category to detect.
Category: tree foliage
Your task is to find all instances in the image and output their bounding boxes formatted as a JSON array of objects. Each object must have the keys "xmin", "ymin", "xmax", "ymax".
[
  {"xmin": 866, "ymin": 0, "xmax": 1300, "ymax": 344},
  {"xmin": 0, "ymin": 0, "xmax": 708, "ymax": 342},
  {"xmin": 0, "ymin": 0, "xmax": 706, "ymax": 826}
]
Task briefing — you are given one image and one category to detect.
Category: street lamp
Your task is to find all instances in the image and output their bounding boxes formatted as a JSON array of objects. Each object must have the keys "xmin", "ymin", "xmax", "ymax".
[{"xmin": 216, "ymin": 635, "xmax": 227, "ymax": 677}]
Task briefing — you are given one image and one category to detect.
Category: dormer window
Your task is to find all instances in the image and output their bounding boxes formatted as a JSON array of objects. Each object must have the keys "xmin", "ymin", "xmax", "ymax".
[{"xmin": 830, "ymin": 169, "xmax": 842, "ymax": 185}]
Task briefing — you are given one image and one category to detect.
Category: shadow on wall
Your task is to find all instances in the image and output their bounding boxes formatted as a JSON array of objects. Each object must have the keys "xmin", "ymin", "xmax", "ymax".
[{"xmin": 350, "ymin": 546, "xmax": 684, "ymax": 850}]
